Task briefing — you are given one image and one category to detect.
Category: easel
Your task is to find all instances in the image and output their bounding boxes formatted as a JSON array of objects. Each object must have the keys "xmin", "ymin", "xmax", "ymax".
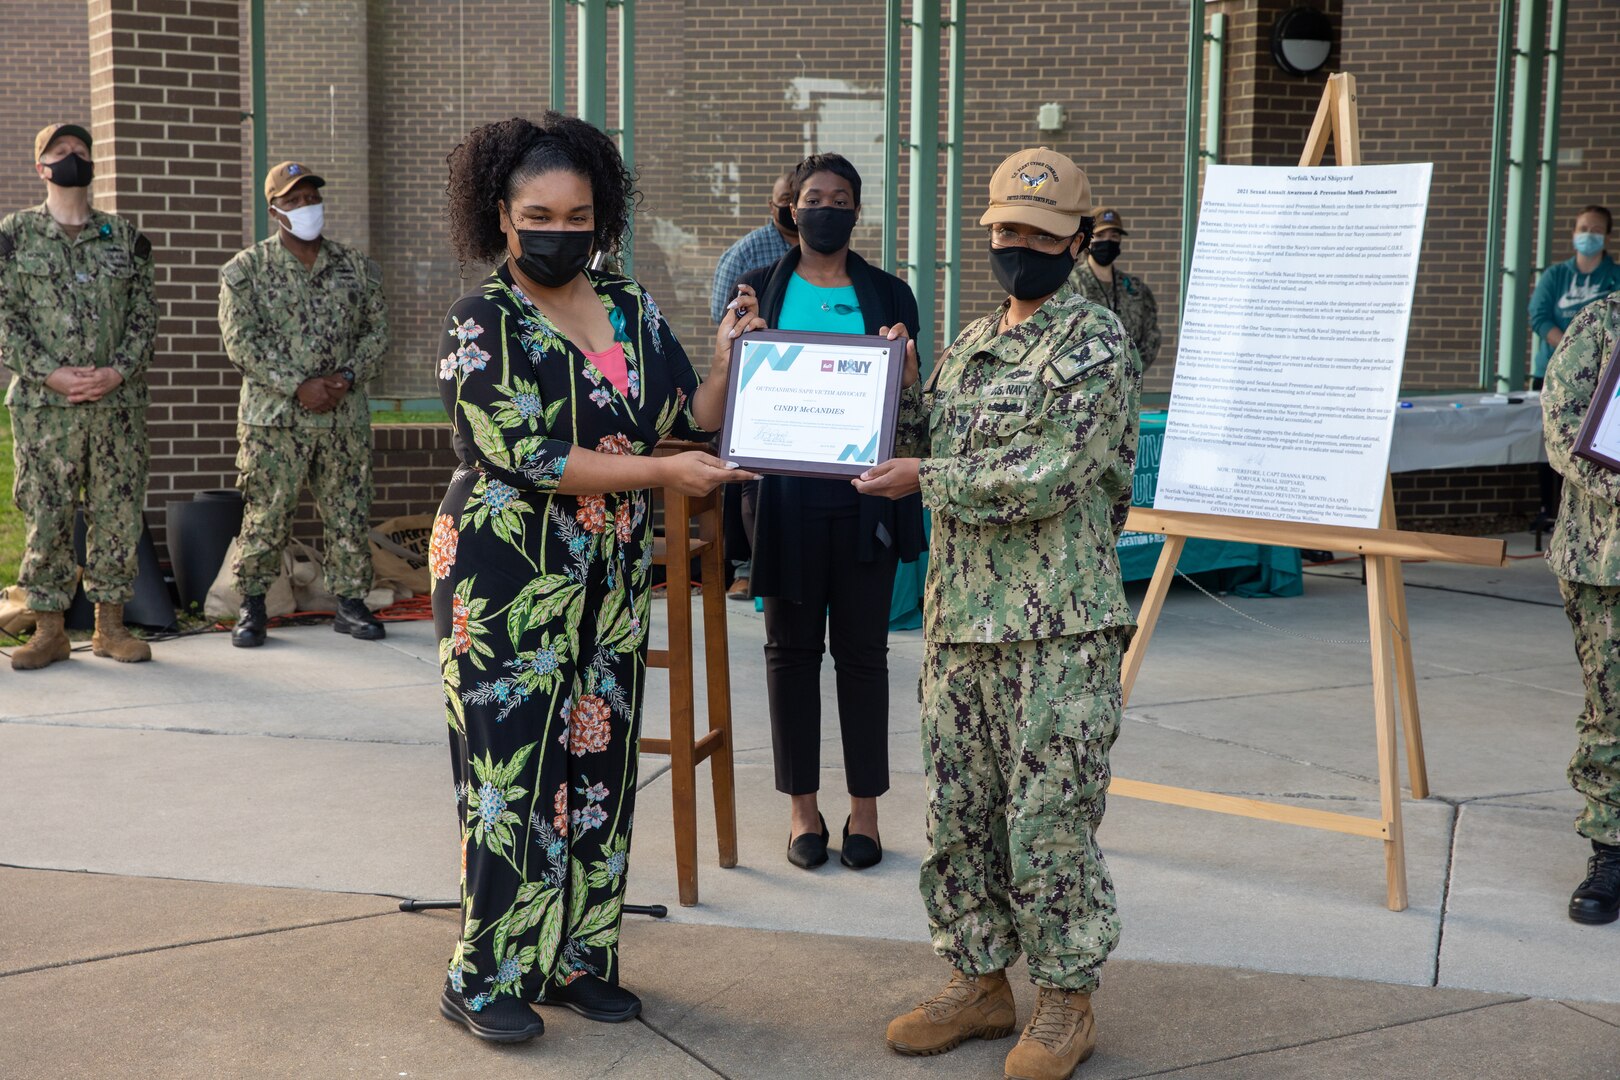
[
  {"xmin": 1109, "ymin": 74, "xmax": 1507, "ymax": 911},
  {"xmin": 643, "ymin": 440, "xmax": 740, "ymax": 907}
]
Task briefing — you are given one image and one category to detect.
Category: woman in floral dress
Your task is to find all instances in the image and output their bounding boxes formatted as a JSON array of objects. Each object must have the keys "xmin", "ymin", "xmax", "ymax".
[{"xmin": 431, "ymin": 115, "xmax": 759, "ymax": 1044}]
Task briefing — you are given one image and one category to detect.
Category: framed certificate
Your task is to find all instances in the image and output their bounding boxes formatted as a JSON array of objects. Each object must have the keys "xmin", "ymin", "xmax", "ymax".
[
  {"xmin": 718, "ymin": 329, "xmax": 906, "ymax": 479},
  {"xmin": 1573, "ymin": 336, "xmax": 1620, "ymax": 473}
]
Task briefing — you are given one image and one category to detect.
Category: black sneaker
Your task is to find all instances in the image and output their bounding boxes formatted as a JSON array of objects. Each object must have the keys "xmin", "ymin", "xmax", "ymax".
[
  {"xmin": 439, "ymin": 984, "xmax": 544, "ymax": 1042},
  {"xmin": 231, "ymin": 594, "xmax": 267, "ymax": 648},
  {"xmin": 1569, "ymin": 841, "xmax": 1620, "ymax": 925},
  {"xmin": 542, "ymin": 973, "xmax": 642, "ymax": 1022},
  {"xmin": 333, "ymin": 597, "xmax": 386, "ymax": 640}
]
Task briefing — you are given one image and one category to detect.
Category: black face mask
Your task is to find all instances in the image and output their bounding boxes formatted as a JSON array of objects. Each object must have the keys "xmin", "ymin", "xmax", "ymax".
[
  {"xmin": 775, "ymin": 203, "xmax": 798, "ymax": 233},
  {"xmin": 511, "ymin": 226, "xmax": 593, "ymax": 289},
  {"xmin": 990, "ymin": 243, "xmax": 1077, "ymax": 301},
  {"xmin": 44, "ymin": 154, "xmax": 93, "ymax": 188},
  {"xmin": 1089, "ymin": 239, "xmax": 1122, "ymax": 267},
  {"xmin": 795, "ymin": 206, "xmax": 856, "ymax": 254}
]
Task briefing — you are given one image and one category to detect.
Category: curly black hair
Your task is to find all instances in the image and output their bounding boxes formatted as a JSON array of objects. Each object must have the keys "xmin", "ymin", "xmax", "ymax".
[{"xmin": 444, "ymin": 113, "xmax": 637, "ymax": 268}]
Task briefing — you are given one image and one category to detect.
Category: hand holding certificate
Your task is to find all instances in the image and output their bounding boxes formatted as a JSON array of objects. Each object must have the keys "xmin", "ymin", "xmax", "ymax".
[{"xmin": 718, "ymin": 328, "xmax": 907, "ymax": 478}]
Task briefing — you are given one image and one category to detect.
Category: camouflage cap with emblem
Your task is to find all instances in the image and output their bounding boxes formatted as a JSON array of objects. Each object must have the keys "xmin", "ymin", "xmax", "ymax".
[
  {"xmin": 979, "ymin": 146, "xmax": 1092, "ymax": 238},
  {"xmin": 1091, "ymin": 206, "xmax": 1128, "ymax": 236},
  {"xmin": 34, "ymin": 123, "xmax": 93, "ymax": 161},
  {"xmin": 264, "ymin": 160, "xmax": 325, "ymax": 202}
]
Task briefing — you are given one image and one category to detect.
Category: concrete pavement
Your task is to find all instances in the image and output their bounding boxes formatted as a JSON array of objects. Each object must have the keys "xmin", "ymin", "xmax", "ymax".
[{"xmin": 3, "ymin": 533, "xmax": 1620, "ymax": 1075}]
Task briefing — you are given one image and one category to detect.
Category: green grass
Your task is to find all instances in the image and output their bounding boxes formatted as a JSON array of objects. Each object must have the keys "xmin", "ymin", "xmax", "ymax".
[
  {"xmin": 372, "ymin": 408, "xmax": 449, "ymax": 425},
  {"xmin": 0, "ymin": 406, "xmax": 19, "ymax": 587}
]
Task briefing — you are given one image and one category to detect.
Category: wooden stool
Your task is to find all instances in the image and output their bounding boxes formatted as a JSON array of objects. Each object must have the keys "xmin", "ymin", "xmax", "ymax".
[{"xmin": 643, "ymin": 440, "xmax": 740, "ymax": 906}]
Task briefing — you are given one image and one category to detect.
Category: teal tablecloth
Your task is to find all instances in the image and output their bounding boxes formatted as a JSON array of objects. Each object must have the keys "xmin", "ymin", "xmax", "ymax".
[
  {"xmin": 885, "ymin": 411, "xmax": 1301, "ymax": 628},
  {"xmin": 1119, "ymin": 412, "xmax": 1302, "ymax": 598}
]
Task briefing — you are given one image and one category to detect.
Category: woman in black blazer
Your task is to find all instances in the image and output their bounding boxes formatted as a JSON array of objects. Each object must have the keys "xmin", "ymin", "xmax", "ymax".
[{"xmin": 734, "ymin": 153, "xmax": 925, "ymax": 871}]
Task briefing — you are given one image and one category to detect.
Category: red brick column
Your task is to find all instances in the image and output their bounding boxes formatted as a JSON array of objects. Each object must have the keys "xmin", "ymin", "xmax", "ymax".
[{"xmin": 87, "ymin": 0, "xmax": 244, "ymax": 550}]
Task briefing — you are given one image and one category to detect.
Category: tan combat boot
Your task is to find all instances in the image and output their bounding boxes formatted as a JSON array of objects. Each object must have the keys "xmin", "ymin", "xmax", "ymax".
[
  {"xmin": 886, "ymin": 969, "xmax": 1017, "ymax": 1056},
  {"xmin": 91, "ymin": 602, "xmax": 151, "ymax": 663},
  {"xmin": 1003, "ymin": 987, "xmax": 1096, "ymax": 1080},
  {"xmin": 11, "ymin": 610, "xmax": 71, "ymax": 670}
]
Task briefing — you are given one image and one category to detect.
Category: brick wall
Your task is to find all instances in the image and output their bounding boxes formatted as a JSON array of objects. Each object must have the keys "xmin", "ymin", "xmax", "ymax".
[
  {"xmin": 0, "ymin": 2, "xmax": 91, "ymax": 217},
  {"xmin": 1392, "ymin": 465, "xmax": 1538, "ymax": 525},
  {"xmin": 5, "ymin": 0, "xmax": 1619, "ymax": 565},
  {"xmin": 87, "ymin": 0, "xmax": 245, "ymax": 554}
]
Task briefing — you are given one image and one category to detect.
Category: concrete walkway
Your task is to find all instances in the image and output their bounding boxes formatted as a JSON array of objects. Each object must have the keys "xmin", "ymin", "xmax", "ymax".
[{"xmin": 3, "ymin": 533, "xmax": 1619, "ymax": 1076}]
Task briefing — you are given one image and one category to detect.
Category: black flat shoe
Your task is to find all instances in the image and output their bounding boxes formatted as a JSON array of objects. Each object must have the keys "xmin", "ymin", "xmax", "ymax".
[
  {"xmin": 542, "ymin": 972, "xmax": 642, "ymax": 1022},
  {"xmin": 840, "ymin": 816, "xmax": 882, "ymax": 869},
  {"xmin": 787, "ymin": 812, "xmax": 830, "ymax": 869},
  {"xmin": 439, "ymin": 983, "xmax": 544, "ymax": 1042}
]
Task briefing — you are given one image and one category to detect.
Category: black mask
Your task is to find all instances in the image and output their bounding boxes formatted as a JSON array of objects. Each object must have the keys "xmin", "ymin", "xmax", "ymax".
[
  {"xmin": 775, "ymin": 203, "xmax": 798, "ymax": 233},
  {"xmin": 1089, "ymin": 239, "xmax": 1121, "ymax": 267},
  {"xmin": 44, "ymin": 154, "xmax": 93, "ymax": 188},
  {"xmin": 511, "ymin": 226, "xmax": 593, "ymax": 289},
  {"xmin": 795, "ymin": 207, "xmax": 856, "ymax": 254},
  {"xmin": 990, "ymin": 243, "xmax": 1077, "ymax": 301}
]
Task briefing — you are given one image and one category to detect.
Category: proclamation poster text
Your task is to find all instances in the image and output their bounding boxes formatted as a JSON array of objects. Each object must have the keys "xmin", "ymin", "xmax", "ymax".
[{"xmin": 1155, "ymin": 163, "xmax": 1433, "ymax": 528}]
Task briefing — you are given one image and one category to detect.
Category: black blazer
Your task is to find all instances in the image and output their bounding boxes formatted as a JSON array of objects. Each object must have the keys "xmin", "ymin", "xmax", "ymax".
[{"xmin": 736, "ymin": 247, "xmax": 927, "ymax": 603}]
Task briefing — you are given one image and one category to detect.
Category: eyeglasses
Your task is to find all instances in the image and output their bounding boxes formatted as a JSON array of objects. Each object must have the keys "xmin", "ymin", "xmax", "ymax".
[{"xmin": 989, "ymin": 226, "xmax": 1071, "ymax": 253}]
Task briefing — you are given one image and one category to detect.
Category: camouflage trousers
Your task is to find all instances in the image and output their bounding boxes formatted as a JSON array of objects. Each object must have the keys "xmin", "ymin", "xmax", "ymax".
[
  {"xmin": 919, "ymin": 629, "xmax": 1128, "ymax": 993},
  {"xmin": 1557, "ymin": 579, "xmax": 1620, "ymax": 846},
  {"xmin": 233, "ymin": 423, "xmax": 375, "ymax": 599},
  {"xmin": 10, "ymin": 405, "xmax": 148, "ymax": 611}
]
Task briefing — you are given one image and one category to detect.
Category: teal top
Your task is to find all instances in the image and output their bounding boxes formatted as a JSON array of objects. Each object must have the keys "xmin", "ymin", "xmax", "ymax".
[
  {"xmin": 1529, "ymin": 253, "xmax": 1620, "ymax": 378},
  {"xmin": 779, "ymin": 273, "xmax": 863, "ymax": 334}
]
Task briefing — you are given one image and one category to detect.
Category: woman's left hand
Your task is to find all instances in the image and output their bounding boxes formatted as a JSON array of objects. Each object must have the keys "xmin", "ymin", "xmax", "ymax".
[
  {"xmin": 715, "ymin": 284, "xmax": 768, "ymax": 371},
  {"xmin": 880, "ymin": 324, "xmax": 921, "ymax": 388}
]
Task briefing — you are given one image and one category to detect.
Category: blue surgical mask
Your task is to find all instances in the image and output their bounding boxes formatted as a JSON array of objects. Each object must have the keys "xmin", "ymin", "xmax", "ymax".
[{"xmin": 1574, "ymin": 232, "xmax": 1605, "ymax": 257}]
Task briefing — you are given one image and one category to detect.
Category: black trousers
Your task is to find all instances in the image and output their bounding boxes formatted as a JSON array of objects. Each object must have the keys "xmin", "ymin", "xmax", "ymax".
[{"xmin": 763, "ymin": 506, "xmax": 899, "ymax": 798}]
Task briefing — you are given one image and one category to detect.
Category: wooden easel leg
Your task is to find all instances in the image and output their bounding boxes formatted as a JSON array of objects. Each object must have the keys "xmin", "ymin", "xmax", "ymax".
[
  {"xmin": 1381, "ymin": 481, "xmax": 1429, "ymax": 799},
  {"xmin": 1365, "ymin": 554, "xmax": 1409, "ymax": 912},
  {"xmin": 664, "ymin": 492, "xmax": 700, "ymax": 907},
  {"xmin": 698, "ymin": 500, "xmax": 739, "ymax": 869},
  {"xmin": 1122, "ymin": 535, "xmax": 1187, "ymax": 707}
]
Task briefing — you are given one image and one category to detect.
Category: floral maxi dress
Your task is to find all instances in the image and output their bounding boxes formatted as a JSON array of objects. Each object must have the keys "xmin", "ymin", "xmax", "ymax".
[{"xmin": 430, "ymin": 264, "xmax": 709, "ymax": 1011}]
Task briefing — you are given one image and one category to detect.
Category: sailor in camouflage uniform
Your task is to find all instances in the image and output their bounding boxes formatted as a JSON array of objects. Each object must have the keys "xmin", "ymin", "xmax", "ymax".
[
  {"xmin": 219, "ymin": 161, "xmax": 389, "ymax": 647},
  {"xmin": 1, "ymin": 123, "xmax": 157, "ymax": 670},
  {"xmin": 1068, "ymin": 207, "xmax": 1160, "ymax": 371},
  {"xmin": 1542, "ymin": 294, "xmax": 1620, "ymax": 926},
  {"xmin": 859, "ymin": 148, "xmax": 1140, "ymax": 1080}
]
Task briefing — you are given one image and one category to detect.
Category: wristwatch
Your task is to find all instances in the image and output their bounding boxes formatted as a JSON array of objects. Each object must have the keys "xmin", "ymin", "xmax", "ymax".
[{"xmin": 339, "ymin": 367, "xmax": 356, "ymax": 385}]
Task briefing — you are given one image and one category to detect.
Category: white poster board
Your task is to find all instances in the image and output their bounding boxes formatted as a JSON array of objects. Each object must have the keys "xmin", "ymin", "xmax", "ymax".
[{"xmin": 1154, "ymin": 164, "xmax": 1433, "ymax": 529}]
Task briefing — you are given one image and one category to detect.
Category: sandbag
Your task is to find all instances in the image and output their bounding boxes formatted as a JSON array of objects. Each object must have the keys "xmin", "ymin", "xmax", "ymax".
[{"xmin": 204, "ymin": 537, "xmax": 296, "ymax": 620}]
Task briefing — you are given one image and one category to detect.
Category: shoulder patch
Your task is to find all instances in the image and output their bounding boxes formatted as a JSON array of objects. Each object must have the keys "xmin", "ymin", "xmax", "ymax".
[
  {"xmin": 0, "ymin": 231, "xmax": 13, "ymax": 262},
  {"xmin": 221, "ymin": 259, "xmax": 250, "ymax": 289},
  {"xmin": 133, "ymin": 233, "xmax": 152, "ymax": 260},
  {"xmin": 1044, "ymin": 334, "xmax": 1117, "ymax": 389},
  {"xmin": 363, "ymin": 256, "xmax": 383, "ymax": 286}
]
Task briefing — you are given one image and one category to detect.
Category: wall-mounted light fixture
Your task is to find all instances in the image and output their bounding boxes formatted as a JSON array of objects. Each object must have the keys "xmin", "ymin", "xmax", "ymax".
[{"xmin": 1271, "ymin": 5, "xmax": 1333, "ymax": 76}]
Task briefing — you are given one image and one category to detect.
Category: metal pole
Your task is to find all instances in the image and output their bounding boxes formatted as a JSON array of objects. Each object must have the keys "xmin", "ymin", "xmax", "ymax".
[
  {"xmin": 1495, "ymin": 0, "xmax": 1546, "ymax": 393},
  {"xmin": 1479, "ymin": 0, "xmax": 1515, "ymax": 388},
  {"xmin": 577, "ymin": 0, "xmax": 608, "ymax": 130},
  {"xmin": 616, "ymin": 0, "xmax": 634, "ymax": 273},
  {"xmin": 1202, "ymin": 13, "xmax": 1226, "ymax": 165},
  {"xmin": 942, "ymin": 0, "xmax": 964, "ymax": 347},
  {"xmin": 1180, "ymin": 0, "xmax": 1206, "ymax": 313},
  {"xmin": 906, "ymin": 0, "xmax": 941, "ymax": 358},
  {"xmin": 249, "ymin": 0, "xmax": 269, "ymax": 242},
  {"xmin": 1535, "ymin": 0, "xmax": 1566, "ymax": 274},
  {"xmin": 550, "ymin": 0, "xmax": 567, "ymax": 112},
  {"xmin": 882, "ymin": 0, "xmax": 901, "ymax": 276}
]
